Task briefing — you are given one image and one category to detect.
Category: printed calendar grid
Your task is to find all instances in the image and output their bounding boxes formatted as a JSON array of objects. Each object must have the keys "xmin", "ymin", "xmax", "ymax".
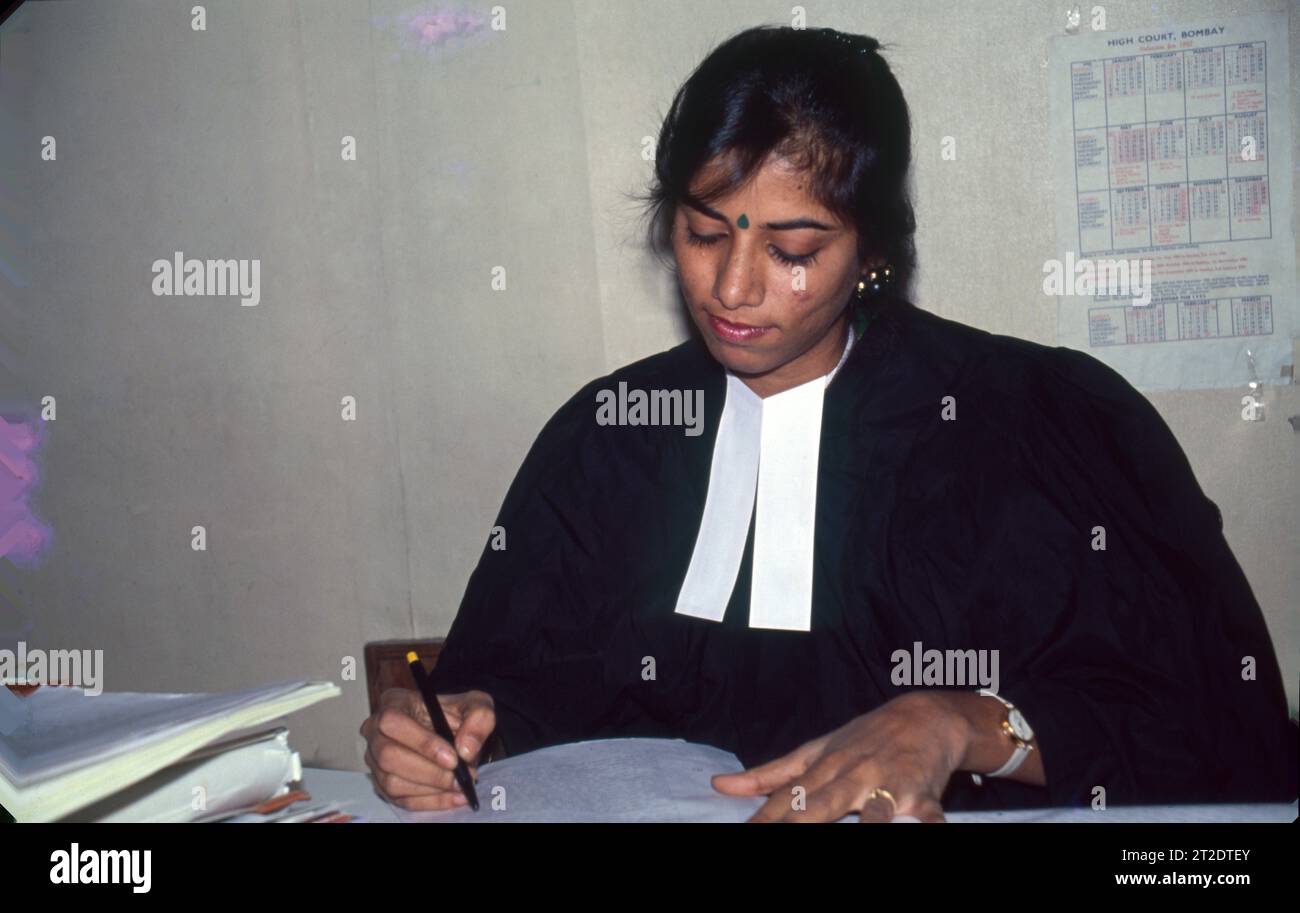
[
  {"xmin": 1085, "ymin": 294, "xmax": 1273, "ymax": 347},
  {"xmin": 1069, "ymin": 40, "xmax": 1271, "ymax": 256}
]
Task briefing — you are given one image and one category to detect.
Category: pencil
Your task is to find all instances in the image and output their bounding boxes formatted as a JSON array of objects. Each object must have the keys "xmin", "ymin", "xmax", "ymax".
[{"xmin": 405, "ymin": 651, "xmax": 480, "ymax": 811}]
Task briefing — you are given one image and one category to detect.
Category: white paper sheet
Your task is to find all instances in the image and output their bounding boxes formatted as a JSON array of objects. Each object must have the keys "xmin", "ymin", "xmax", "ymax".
[{"xmin": 394, "ymin": 737, "xmax": 772, "ymax": 823}]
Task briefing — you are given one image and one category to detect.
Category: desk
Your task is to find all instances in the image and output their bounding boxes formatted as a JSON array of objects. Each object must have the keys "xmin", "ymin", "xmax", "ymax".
[{"xmin": 301, "ymin": 767, "xmax": 1298, "ymax": 823}]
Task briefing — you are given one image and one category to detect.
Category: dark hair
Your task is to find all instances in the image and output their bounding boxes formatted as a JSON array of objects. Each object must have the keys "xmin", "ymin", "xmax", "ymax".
[{"xmin": 637, "ymin": 25, "xmax": 916, "ymax": 302}]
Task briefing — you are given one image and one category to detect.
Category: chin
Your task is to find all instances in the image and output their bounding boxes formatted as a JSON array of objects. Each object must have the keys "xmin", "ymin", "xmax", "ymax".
[{"xmin": 703, "ymin": 338, "xmax": 779, "ymax": 376}]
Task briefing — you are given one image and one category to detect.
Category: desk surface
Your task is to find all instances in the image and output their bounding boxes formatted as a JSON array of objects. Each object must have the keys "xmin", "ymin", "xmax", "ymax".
[{"xmin": 302, "ymin": 768, "xmax": 1297, "ymax": 824}]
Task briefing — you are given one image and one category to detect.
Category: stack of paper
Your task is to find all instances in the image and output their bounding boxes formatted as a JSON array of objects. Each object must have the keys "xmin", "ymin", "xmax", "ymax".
[{"xmin": 0, "ymin": 680, "xmax": 339, "ymax": 822}]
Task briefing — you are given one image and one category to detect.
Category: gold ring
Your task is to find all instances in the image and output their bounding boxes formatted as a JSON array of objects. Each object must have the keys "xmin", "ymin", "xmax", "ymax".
[{"xmin": 865, "ymin": 787, "xmax": 897, "ymax": 819}]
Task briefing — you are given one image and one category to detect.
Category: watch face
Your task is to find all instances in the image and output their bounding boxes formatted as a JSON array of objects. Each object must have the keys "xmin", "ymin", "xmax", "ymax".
[{"xmin": 1008, "ymin": 709, "xmax": 1033, "ymax": 741}]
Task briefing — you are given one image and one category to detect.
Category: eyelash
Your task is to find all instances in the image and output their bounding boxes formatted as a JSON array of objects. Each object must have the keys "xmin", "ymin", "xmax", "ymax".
[{"xmin": 684, "ymin": 229, "xmax": 820, "ymax": 267}]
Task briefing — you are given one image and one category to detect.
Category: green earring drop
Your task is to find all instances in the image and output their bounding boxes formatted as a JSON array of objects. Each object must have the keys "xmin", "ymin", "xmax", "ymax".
[{"xmin": 737, "ymin": 213, "xmax": 749, "ymax": 229}]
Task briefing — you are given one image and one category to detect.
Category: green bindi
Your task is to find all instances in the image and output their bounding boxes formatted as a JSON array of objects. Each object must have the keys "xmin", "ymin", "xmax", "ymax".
[{"xmin": 737, "ymin": 213, "xmax": 749, "ymax": 229}]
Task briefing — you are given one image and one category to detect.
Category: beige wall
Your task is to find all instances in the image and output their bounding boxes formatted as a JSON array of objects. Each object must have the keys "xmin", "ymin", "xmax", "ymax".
[{"xmin": 4, "ymin": 0, "xmax": 1295, "ymax": 771}]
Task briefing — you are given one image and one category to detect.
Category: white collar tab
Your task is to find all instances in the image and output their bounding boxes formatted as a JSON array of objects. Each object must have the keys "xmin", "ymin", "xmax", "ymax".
[{"xmin": 674, "ymin": 324, "xmax": 857, "ymax": 631}]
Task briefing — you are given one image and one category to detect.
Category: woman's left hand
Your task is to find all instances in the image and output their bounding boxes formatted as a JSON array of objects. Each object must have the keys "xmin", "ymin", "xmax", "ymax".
[{"xmin": 710, "ymin": 691, "xmax": 970, "ymax": 822}]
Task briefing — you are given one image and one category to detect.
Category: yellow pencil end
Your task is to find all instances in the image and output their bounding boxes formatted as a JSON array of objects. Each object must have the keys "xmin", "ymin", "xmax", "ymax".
[{"xmin": 406, "ymin": 651, "xmax": 419, "ymax": 663}]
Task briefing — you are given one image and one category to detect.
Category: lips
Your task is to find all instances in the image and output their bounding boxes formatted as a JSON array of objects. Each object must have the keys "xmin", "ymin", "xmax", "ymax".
[{"xmin": 708, "ymin": 313, "xmax": 772, "ymax": 343}]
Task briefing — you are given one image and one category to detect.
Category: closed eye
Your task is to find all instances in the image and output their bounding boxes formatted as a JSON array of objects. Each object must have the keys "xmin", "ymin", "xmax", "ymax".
[{"xmin": 684, "ymin": 228, "xmax": 820, "ymax": 267}]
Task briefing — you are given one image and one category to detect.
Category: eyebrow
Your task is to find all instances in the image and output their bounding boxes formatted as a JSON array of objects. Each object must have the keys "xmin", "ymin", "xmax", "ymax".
[{"xmin": 686, "ymin": 199, "xmax": 835, "ymax": 231}]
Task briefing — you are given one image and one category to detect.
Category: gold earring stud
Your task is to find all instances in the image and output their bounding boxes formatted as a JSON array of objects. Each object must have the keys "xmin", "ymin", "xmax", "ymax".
[{"xmin": 856, "ymin": 264, "xmax": 894, "ymax": 300}]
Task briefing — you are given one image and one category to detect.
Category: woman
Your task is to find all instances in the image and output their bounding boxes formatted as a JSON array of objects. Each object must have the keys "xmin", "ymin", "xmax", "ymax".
[{"xmin": 360, "ymin": 25, "xmax": 1296, "ymax": 822}]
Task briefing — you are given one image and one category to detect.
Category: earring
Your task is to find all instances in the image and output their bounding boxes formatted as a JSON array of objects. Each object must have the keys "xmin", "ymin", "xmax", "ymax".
[{"xmin": 855, "ymin": 265, "xmax": 894, "ymax": 299}]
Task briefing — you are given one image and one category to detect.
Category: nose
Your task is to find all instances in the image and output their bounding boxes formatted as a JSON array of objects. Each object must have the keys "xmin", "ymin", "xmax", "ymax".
[{"xmin": 712, "ymin": 238, "xmax": 763, "ymax": 312}]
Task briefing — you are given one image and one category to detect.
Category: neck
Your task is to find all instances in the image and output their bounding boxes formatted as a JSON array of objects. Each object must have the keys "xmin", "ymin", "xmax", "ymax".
[{"xmin": 736, "ymin": 312, "xmax": 851, "ymax": 398}]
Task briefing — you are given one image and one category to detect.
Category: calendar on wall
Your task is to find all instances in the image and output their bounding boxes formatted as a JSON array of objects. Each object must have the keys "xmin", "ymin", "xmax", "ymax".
[{"xmin": 1048, "ymin": 11, "xmax": 1295, "ymax": 391}]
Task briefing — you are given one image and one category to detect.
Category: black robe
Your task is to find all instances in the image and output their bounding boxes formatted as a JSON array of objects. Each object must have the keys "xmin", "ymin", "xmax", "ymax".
[{"xmin": 428, "ymin": 298, "xmax": 1298, "ymax": 811}]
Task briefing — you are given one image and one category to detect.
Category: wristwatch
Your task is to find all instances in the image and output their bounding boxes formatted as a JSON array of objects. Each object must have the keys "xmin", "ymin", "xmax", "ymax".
[{"xmin": 969, "ymin": 688, "xmax": 1035, "ymax": 785}]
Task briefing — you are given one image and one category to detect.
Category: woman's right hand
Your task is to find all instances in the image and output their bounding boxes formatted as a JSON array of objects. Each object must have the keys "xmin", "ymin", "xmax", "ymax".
[{"xmin": 359, "ymin": 687, "xmax": 497, "ymax": 810}]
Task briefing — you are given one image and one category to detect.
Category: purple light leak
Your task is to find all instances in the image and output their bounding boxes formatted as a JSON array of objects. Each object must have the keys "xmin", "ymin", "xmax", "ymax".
[
  {"xmin": 374, "ymin": 5, "xmax": 490, "ymax": 60},
  {"xmin": 0, "ymin": 416, "xmax": 52, "ymax": 567}
]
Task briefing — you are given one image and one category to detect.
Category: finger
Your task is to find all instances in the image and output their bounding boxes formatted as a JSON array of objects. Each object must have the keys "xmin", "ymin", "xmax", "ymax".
[
  {"xmin": 380, "ymin": 768, "xmax": 475, "ymax": 802},
  {"xmin": 437, "ymin": 688, "xmax": 493, "ymax": 721},
  {"xmin": 745, "ymin": 754, "xmax": 846, "ymax": 823},
  {"xmin": 895, "ymin": 794, "xmax": 946, "ymax": 824},
  {"xmin": 393, "ymin": 791, "xmax": 472, "ymax": 813},
  {"xmin": 713, "ymin": 740, "xmax": 822, "ymax": 796},
  {"xmin": 367, "ymin": 742, "xmax": 454, "ymax": 797},
  {"xmin": 371, "ymin": 722, "xmax": 484, "ymax": 782},
  {"xmin": 452, "ymin": 698, "xmax": 496, "ymax": 762},
  {"xmin": 366, "ymin": 746, "xmax": 478, "ymax": 799},
  {"xmin": 366, "ymin": 746, "xmax": 413, "ymax": 801},
  {"xmin": 780, "ymin": 777, "xmax": 863, "ymax": 824},
  {"xmin": 375, "ymin": 707, "xmax": 459, "ymax": 768},
  {"xmin": 772, "ymin": 748, "xmax": 859, "ymax": 803},
  {"xmin": 370, "ymin": 731, "xmax": 460, "ymax": 791},
  {"xmin": 747, "ymin": 784, "xmax": 804, "ymax": 823},
  {"xmin": 373, "ymin": 765, "xmax": 453, "ymax": 801},
  {"xmin": 858, "ymin": 789, "xmax": 898, "ymax": 824}
]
